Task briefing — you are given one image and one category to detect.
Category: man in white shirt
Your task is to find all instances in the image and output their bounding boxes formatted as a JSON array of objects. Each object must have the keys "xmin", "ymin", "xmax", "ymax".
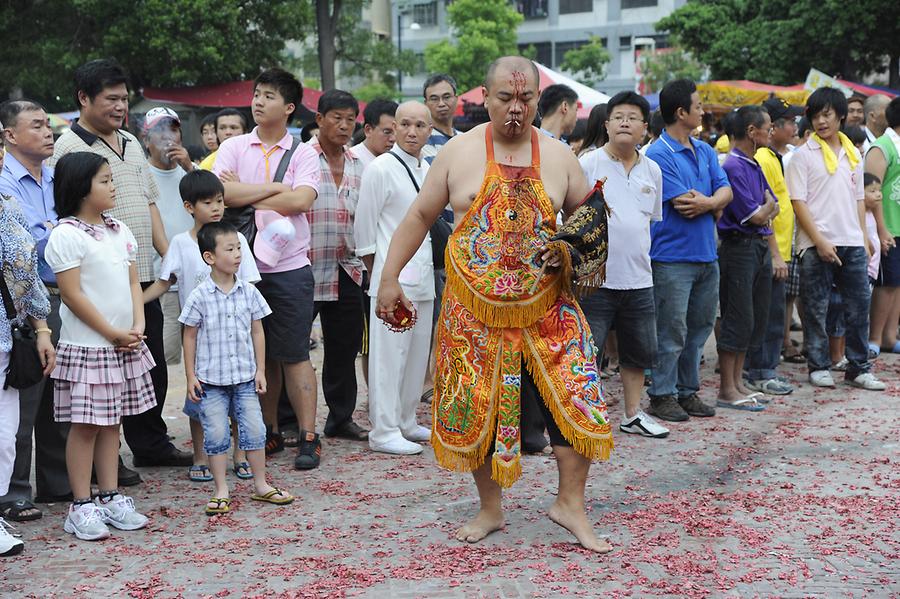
[
  {"xmin": 579, "ymin": 91, "xmax": 669, "ymax": 439},
  {"xmin": 352, "ymin": 99, "xmax": 397, "ymax": 170},
  {"xmin": 862, "ymin": 94, "xmax": 890, "ymax": 154},
  {"xmin": 355, "ymin": 102, "xmax": 435, "ymax": 455},
  {"xmin": 143, "ymin": 107, "xmax": 195, "ymax": 364}
]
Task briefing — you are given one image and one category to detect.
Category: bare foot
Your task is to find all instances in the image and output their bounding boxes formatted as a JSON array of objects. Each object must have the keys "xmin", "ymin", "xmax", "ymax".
[
  {"xmin": 548, "ymin": 501, "xmax": 612, "ymax": 554},
  {"xmin": 735, "ymin": 380, "xmax": 756, "ymax": 396},
  {"xmin": 718, "ymin": 388, "xmax": 749, "ymax": 403},
  {"xmin": 455, "ymin": 509, "xmax": 505, "ymax": 543}
]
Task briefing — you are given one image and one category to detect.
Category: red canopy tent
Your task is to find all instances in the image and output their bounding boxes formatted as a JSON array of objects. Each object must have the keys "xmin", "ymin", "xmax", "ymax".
[{"xmin": 141, "ymin": 81, "xmax": 365, "ymax": 121}]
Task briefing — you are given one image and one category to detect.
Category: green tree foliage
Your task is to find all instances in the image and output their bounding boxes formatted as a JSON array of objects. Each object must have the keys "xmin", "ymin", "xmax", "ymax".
[
  {"xmin": 424, "ymin": 0, "xmax": 524, "ymax": 92},
  {"xmin": 353, "ymin": 81, "xmax": 398, "ymax": 102},
  {"xmin": 0, "ymin": 0, "xmax": 313, "ymax": 111},
  {"xmin": 639, "ymin": 42, "xmax": 706, "ymax": 94},
  {"xmin": 560, "ymin": 37, "xmax": 611, "ymax": 88},
  {"xmin": 657, "ymin": 0, "xmax": 900, "ymax": 88}
]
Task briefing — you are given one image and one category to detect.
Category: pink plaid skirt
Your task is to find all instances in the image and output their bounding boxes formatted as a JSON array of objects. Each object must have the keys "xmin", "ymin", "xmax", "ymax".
[{"xmin": 52, "ymin": 342, "xmax": 157, "ymax": 426}]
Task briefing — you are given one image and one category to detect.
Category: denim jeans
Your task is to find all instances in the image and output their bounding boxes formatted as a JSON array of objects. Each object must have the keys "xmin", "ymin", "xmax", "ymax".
[
  {"xmin": 799, "ymin": 246, "xmax": 871, "ymax": 378},
  {"xmin": 648, "ymin": 261, "xmax": 719, "ymax": 398},
  {"xmin": 717, "ymin": 236, "xmax": 772, "ymax": 353},
  {"xmin": 746, "ymin": 277, "xmax": 786, "ymax": 381},
  {"xmin": 581, "ymin": 287, "xmax": 658, "ymax": 370},
  {"xmin": 198, "ymin": 380, "xmax": 266, "ymax": 455}
]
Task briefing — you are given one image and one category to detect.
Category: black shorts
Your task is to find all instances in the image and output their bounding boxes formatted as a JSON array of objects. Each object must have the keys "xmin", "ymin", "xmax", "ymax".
[
  {"xmin": 521, "ymin": 366, "xmax": 569, "ymax": 447},
  {"xmin": 878, "ymin": 240, "xmax": 900, "ymax": 287},
  {"xmin": 256, "ymin": 266, "xmax": 314, "ymax": 363},
  {"xmin": 361, "ymin": 293, "xmax": 371, "ymax": 356}
]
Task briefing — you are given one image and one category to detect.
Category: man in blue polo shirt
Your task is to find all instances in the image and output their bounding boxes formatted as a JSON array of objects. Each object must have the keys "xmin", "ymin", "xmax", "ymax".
[
  {"xmin": 0, "ymin": 100, "xmax": 71, "ymax": 518},
  {"xmin": 645, "ymin": 79, "xmax": 733, "ymax": 422}
]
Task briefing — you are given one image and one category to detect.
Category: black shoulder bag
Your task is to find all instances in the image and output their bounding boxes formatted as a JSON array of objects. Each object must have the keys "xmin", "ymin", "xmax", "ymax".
[
  {"xmin": 222, "ymin": 136, "xmax": 302, "ymax": 248},
  {"xmin": 0, "ymin": 272, "xmax": 44, "ymax": 390},
  {"xmin": 388, "ymin": 151, "xmax": 452, "ymax": 269}
]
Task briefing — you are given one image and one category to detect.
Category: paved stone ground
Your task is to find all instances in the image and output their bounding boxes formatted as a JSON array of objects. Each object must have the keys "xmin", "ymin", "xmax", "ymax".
[{"xmin": 2, "ymin": 330, "xmax": 898, "ymax": 598}]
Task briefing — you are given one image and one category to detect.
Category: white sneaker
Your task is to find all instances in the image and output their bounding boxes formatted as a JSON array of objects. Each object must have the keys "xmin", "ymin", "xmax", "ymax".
[
  {"xmin": 832, "ymin": 357, "xmax": 849, "ymax": 371},
  {"xmin": 809, "ymin": 370, "xmax": 836, "ymax": 387},
  {"xmin": 403, "ymin": 425, "xmax": 431, "ymax": 443},
  {"xmin": 97, "ymin": 494, "xmax": 148, "ymax": 531},
  {"xmin": 370, "ymin": 438, "xmax": 424, "ymax": 455},
  {"xmin": 64, "ymin": 503, "xmax": 111, "ymax": 541},
  {"xmin": 849, "ymin": 372, "xmax": 886, "ymax": 391},
  {"xmin": 619, "ymin": 411, "xmax": 670, "ymax": 438},
  {"xmin": 0, "ymin": 518, "xmax": 24, "ymax": 556}
]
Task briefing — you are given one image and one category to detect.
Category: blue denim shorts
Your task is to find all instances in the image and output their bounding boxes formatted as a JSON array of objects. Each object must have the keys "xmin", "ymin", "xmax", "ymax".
[{"xmin": 196, "ymin": 380, "xmax": 266, "ymax": 455}]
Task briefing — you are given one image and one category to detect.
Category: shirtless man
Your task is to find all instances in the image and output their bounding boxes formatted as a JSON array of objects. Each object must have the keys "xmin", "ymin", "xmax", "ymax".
[{"xmin": 375, "ymin": 56, "xmax": 613, "ymax": 553}]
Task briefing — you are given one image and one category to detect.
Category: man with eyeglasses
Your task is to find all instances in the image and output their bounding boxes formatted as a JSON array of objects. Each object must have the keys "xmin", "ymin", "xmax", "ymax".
[
  {"xmin": 419, "ymin": 74, "xmax": 460, "ymax": 405},
  {"xmin": 578, "ymin": 92, "xmax": 669, "ymax": 439},
  {"xmin": 421, "ymin": 74, "xmax": 461, "ymax": 165}
]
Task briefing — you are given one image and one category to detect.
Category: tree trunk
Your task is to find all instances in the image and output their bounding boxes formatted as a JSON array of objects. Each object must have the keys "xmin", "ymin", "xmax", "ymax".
[
  {"xmin": 890, "ymin": 53, "xmax": 899, "ymax": 90},
  {"xmin": 317, "ymin": 0, "xmax": 342, "ymax": 91}
]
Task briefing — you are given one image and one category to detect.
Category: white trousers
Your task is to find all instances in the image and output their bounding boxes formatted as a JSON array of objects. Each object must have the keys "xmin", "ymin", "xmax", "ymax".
[
  {"xmin": 0, "ymin": 352, "xmax": 20, "ymax": 496},
  {"xmin": 368, "ymin": 300, "xmax": 433, "ymax": 447}
]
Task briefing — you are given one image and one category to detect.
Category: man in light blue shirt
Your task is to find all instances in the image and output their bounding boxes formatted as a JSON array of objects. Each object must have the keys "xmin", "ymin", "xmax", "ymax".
[
  {"xmin": 0, "ymin": 100, "xmax": 70, "ymax": 518},
  {"xmin": 644, "ymin": 80, "xmax": 733, "ymax": 423}
]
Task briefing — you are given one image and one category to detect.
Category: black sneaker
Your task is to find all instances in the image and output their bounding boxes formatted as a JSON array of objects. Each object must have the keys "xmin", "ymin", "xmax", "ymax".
[
  {"xmin": 647, "ymin": 395, "xmax": 689, "ymax": 422},
  {"xmin": 678, "ymin": 393, "xmax": 716, "ymax": 417},
  {"xmin": 294, "ymin": 431, "xmax": 321, "ymax": 470},
  {"xmin": 265, "ymin": 430, "xmax": 285, "ymax": 456}
]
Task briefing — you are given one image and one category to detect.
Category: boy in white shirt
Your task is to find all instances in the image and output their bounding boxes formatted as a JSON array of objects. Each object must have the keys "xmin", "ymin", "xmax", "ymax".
[{"xmin": 143, "ymin": 170, "xmax": 260, "ymax": 481}]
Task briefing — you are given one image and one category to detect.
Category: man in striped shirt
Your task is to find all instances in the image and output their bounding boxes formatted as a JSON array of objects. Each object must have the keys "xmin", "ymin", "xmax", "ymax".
[{"xmin": 307, "ymin": 91, "xmax": 369, "ymax": 441}]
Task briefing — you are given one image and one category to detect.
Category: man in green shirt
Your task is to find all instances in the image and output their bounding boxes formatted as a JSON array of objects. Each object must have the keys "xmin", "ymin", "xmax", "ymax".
[{"xmin": 867, "ymin": 97, "xmax": 900, "ymax": 354}]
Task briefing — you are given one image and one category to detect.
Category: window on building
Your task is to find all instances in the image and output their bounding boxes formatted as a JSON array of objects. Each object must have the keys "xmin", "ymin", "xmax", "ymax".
[
  {"xmin": 516, "ymin": 0, "xmax": 548, "ymax": 19},
  {"xmin": 559, "ymin": 0, "xmax": 592, "ymax": 15},
  {"xmin": 619, "ymin": 35, "xmax": 632, "ymax": 49},
  {"xmin": 411, "ymin": 2, "xmax": 438, "ymax": 27},
  {"xmin": 519, "ymin": 42, "xmax": 552, "ymax": 66},
  {"xmin": 621, "ymin": 0, "xmax": 657, "ymax": 7},
  {"xmin": 554, "ymin": 40, "xmax": 589, "ymax": 67}
]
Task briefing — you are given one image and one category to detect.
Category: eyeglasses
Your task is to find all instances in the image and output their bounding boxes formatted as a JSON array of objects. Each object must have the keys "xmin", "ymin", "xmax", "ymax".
[
  {"xmin": 608, "ymin": 115, "xmax": 645, "ymax": 124},
  {"xmin": 426, "ymin": 93, "xmax": 456, "ymax": 105}
]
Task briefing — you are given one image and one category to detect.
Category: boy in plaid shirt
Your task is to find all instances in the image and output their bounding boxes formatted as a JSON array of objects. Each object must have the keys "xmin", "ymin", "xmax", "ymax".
[{"xmin": 179, "ymin": 222, "xmax": 294, "ymax": 515}]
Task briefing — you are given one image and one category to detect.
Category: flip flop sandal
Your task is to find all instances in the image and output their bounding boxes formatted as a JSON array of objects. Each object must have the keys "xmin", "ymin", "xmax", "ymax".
[
  {"xmin": 716, "ymin": 397, "xmax": 766, "ymax": 412},
  {"xmin": 881, "ymin": 341, "xmax": 900, "ymax": 353},
  {"xmin": 232, "ymin": 462, "xmax": 253, "ymax": 480},
  {"xmin": 868, "ymin": 343, "xmax": 881, "ymax": 359},
  {"xmin": 188, "ymin": 465, "xmax": 213, "ymax": 482},
  {"xmin": 250, "ymin": 488, "xmax": 294, "ymax": 506},
  {"xmin": 0, "ymin": 498, "xmax": 43, "ymax": 522},
  {"xmin": 205, "ymin": 497, "xmax": 230, "ymax": 516},
  {"xmin": 420, "ymin": 388, "xmax": 434, "ymax": 403},
  {"xmin": 745, "ymin": 391, "xmax": 770, "ymax": 405}
]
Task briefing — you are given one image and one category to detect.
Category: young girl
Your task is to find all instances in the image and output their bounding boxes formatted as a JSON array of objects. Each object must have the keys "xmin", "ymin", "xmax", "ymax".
[{"xmin": 45, "ymin": 152, "xmax": 156, "ymax": 541}]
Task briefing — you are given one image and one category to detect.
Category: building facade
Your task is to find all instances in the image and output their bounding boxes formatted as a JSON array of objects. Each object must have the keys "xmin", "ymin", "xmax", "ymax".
[{"xmin": 392, "ymin": 0, "xmax": 686, "ymax": 98}]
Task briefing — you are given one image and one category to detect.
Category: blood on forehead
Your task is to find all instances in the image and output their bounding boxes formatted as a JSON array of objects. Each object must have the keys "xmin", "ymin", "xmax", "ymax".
[{"xmin": 510, "ymin": 71, "xmax": 527, "ymax": 93}]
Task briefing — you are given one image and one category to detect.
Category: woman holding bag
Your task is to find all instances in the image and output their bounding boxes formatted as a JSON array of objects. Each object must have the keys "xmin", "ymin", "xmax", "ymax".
[{"xmin": 0, "ymin": 142, "xmax": 56, "ymax": 557}]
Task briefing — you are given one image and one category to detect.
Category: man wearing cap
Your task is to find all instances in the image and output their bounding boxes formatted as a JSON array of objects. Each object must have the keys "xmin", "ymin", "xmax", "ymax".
[
  {"xmin": 745, "ymin": 97, "xmax": 803, "ymax": 396},
  {"xmin": 51, "ymin": 59, "xmax": 193, "ymax": 475},
  {"xmin": 143, "ymin": 107, "xmax": 195, "ymax": 365}
]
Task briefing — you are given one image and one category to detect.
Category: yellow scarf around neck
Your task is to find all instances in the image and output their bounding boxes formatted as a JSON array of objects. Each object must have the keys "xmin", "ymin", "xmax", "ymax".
[{"xmin": 811, "ymin": 131, "xmax": 859, "ymax": 174}]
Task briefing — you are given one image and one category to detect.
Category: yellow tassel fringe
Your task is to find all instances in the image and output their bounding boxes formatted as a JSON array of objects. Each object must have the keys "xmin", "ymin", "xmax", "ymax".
[{"xmin": 522, "ymin": 357, "xmax": 614, "ymax": 462}]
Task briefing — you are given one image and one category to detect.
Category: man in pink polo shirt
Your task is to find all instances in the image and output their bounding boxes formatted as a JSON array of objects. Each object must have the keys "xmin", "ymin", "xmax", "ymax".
[
  {"xmin": 786, "ymin": 87, "xmax": 884, "ymax": 392},
  {"xmin": 213, "ymin": 68, "xmax": 324, "ymax": 470}
]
